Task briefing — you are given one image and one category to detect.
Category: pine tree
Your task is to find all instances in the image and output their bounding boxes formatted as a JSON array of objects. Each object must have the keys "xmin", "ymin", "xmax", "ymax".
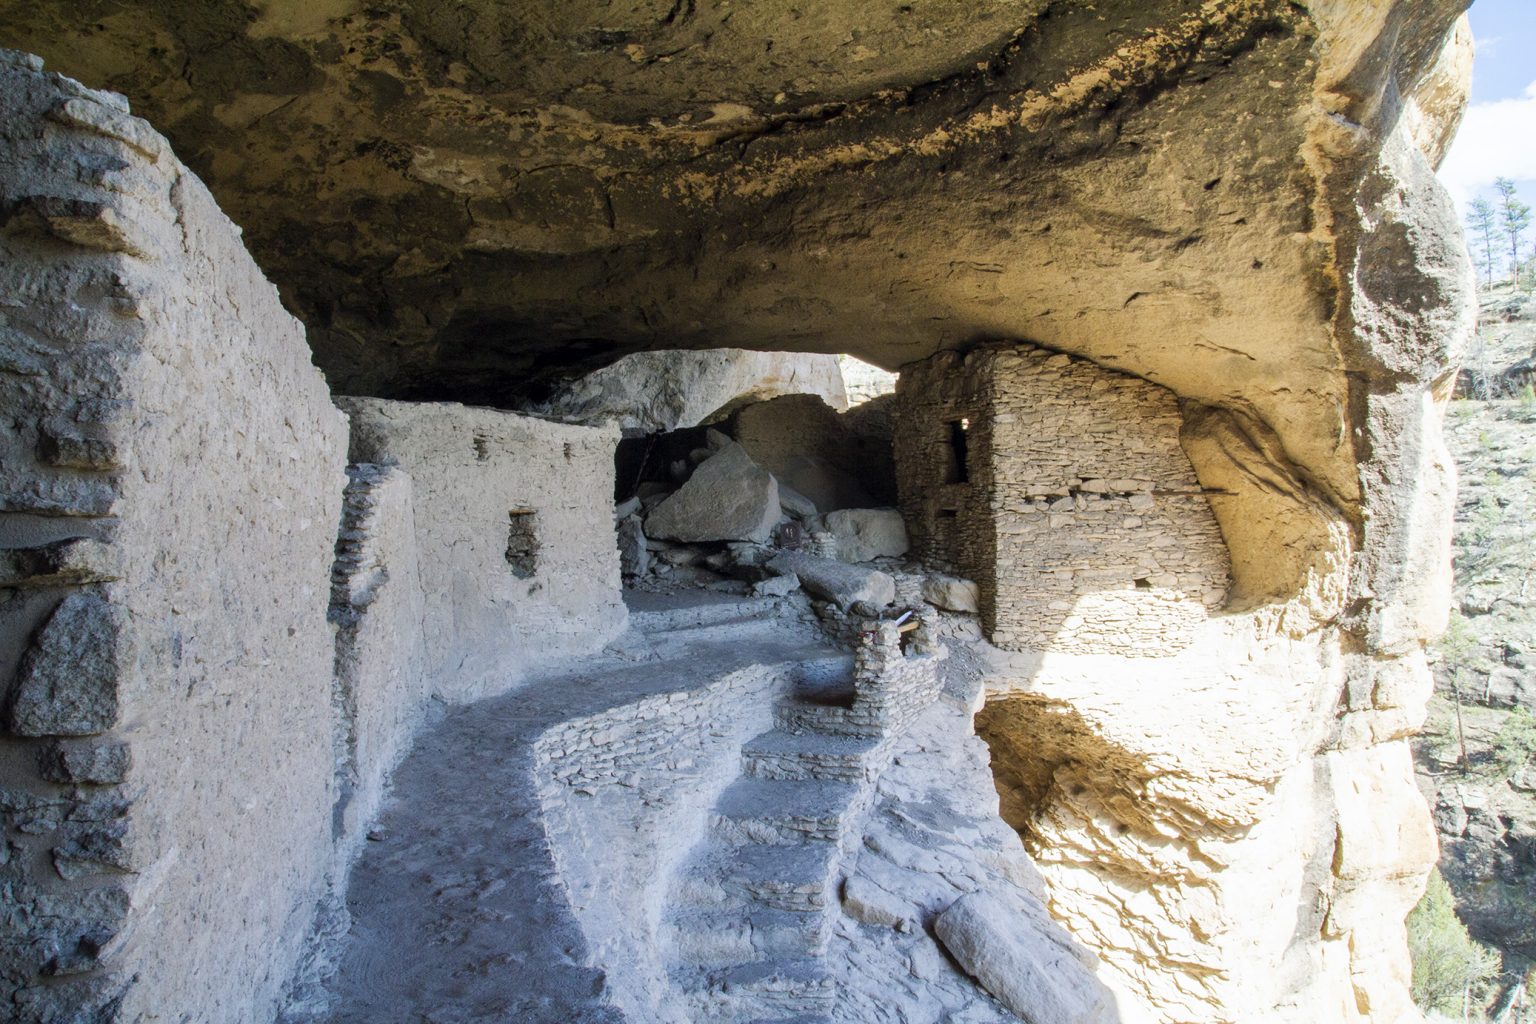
[
  {"xmin": 1467, "ymin": 197, "xmax": 1499, "ymax": 289},
  {"xmin": 1494, "ymin": 177, "xmax": 1532, "ymax": 288}
]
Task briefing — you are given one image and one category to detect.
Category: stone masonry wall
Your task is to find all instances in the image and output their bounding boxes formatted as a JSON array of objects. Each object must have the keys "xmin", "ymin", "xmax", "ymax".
[
  {"xmin": 0, "ymin": 52, "xmax": 348, "ymax": 1024},
  {"xmin": 337, "ymin": 398, "xmax": 627, "ymax": 701},
  {"xmin": 533, "ymin": 663, "xmax": 788, "ymax": 1021},
  {"xmin": 325, "ymin": 465, "xmax": 429, "ymax": 897},
  {"xmin": 896, "ymin": 344, "xmax": 1231, "ymax": 656}
]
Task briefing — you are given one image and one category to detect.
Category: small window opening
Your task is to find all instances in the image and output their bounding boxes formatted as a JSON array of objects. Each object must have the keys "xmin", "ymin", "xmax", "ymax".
[
  {"xmin": 473, "ymin": 434, "xmax": 491, "ymax": 461},
  {"xmin": 506, "ymin": 509, "xmax": 539, "ymax": 578},
  {"xmin": 944, "ymin": 417, "xmax": 970, "ymax": 484}
]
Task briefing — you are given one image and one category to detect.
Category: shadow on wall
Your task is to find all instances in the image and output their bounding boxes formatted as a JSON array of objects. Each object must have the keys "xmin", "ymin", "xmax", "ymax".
[{"xmin": 894, "ymin": 343, "xmax": 1354, "ymax": 656}]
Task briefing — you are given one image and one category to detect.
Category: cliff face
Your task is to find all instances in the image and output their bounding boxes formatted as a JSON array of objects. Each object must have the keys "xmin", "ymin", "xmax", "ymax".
[{"xmin": 0, "ymin": 2, "xmax": 1476, "ymax": 1021}]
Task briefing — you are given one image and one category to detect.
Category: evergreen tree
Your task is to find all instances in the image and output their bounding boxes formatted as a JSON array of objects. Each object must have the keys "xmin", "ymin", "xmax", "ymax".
[
  {"xmin": 1467, "ymin": 197, "xmax": 1499, "ymax": 289},
  {"xmin": 1494, "ymin": 177, "xmax": 1532, "ymax": 288}
]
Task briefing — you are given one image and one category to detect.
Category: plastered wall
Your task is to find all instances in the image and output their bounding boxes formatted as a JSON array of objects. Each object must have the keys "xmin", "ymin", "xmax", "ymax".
[
  {"xmin": 896, "ymin": 344, "xmax": 1231, "ymax": 656},
  {"xmin": 0, "ymin": 53, "xmax": 348, "ymax": 1023},
  {"xmin": 337, "ymin": 398, "xmax": 627, "ymax": 701}
]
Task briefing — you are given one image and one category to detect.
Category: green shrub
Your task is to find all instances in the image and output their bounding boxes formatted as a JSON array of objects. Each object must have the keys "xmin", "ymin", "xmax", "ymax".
[
  {"xmin": 1409, "ymin": 868, "xmax": 1502, "ymax": 1015},
  {"xmin": 1494, "ymin": 706, "xmax": 1536, "ymax": 776}
]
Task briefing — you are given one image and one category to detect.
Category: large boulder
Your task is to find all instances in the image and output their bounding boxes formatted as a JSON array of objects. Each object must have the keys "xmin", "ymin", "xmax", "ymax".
[
  {"xmin": 815, "ymin": 508, "xmax": 909, "ymax": 563},
  {"xmin": 922, "ymin": 574, "xmax": 981, "ymax": 614},
  {"xmin": 730, "ymin": 394, "xmax": 896, "ymax": 512},
  {"xmin": 645, "ymin": 443, "xmax": 780, "ymax": 544},
  {"xmin": 766, "ymin": 551, "xmax": 894, "ymax": 609}
]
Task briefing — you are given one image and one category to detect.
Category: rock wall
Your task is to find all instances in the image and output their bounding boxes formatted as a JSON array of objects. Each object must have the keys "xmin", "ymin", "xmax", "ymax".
[
  {"xmin": 0, "ymin": 53, "xmax": 348, "ymax": 1024},
  {"xmin": 730, "ymin": 393, "xmax": 897, "ymax": 513},
  {"xmin": 895, "ymin": 344, "xmax": 1231, "ymax": 656},
  {"xmin": 337, "ymin": 398, "xmax": 627, "ymax": 701}
]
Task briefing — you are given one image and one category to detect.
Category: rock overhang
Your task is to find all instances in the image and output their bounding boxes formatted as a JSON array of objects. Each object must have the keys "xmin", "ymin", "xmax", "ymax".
[{"xmin": 0, "ymin": 0, "xmax": 1472, "ymax": 513}]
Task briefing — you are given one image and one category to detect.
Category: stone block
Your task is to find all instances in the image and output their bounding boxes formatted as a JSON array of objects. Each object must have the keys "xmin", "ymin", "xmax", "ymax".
[
  {"xmin": 9, "ymin": 594, "xmax": 125, "ymax": 737},
  {"xmin": 37, "ymin": 741, "xmax": 132, "ymax": 785},
  {"xmin": 935, "ymin": 888, "xmax": 1115, "ymax": 1024}
]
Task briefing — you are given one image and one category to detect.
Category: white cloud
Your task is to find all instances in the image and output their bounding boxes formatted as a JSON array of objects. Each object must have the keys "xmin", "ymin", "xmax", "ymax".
[{"xmin": 1438, "ymin": 81, "xmax": 1536, "ymax": 210}]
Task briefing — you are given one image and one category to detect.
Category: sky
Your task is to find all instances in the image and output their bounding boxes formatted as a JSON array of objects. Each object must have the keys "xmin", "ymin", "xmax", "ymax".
[{"xmin": 1436, "ymin": 0, "xmax": 1536, "ymax": 218}]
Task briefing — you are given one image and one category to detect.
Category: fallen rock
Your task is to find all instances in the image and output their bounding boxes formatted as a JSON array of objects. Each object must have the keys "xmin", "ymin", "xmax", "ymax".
[
  {"xmin": 766, "ymin": 550, "xmax": 894, "ymax": 608},
  {"xmin": 842, "ymin": 875, "xmax": 914, "ymax": 931},
  {"xmin": 816, "ymin": 508, "xmax": 909, "ymax": 563},
  {"xmin": 777, "ymin": 481, "xmax": 819, "ymax": 519},
  {"xmin": 752, "ymin": 573, "xmax": 800, "ymax": 598},
  {"xmin": 922, "ymin": 574, "xmax": 980, "ymax": 614},
  {"xmin": 616, "ymin": 517, "xmax": 648, "ymax": 577},
  {"xmin": 935, "ymin": 888, "xmax": 1116, "ymax": 1024},
  {"xmin": 645, "ymin": 443, "xmax": 780, "ymax": 544}
]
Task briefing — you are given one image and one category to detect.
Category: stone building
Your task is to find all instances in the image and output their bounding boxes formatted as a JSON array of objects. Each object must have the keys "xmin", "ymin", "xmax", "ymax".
[{"xmin": 896, "ymin": 344, "xmax": 1231, "ymax": 656}]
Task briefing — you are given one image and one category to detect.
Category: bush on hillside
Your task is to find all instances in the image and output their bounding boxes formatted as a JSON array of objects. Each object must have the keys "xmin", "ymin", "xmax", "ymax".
[{"xmin": 1409, "ymin": 868, "xmax": 1502, "ymax": 1016}]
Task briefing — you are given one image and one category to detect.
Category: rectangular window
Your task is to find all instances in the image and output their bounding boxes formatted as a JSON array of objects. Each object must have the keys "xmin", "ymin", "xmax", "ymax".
[
  {"xmin": 506, "ymin": 509, "xmax": 539, "ymax": 578},
  {"xmin": 944, "ymin": 417, "xmax": 970, "ymax": 484}
]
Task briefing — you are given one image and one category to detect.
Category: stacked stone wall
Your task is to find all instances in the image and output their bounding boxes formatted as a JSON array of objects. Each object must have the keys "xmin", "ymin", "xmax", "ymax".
[
  {"xmin": 897, "ymin": 344, "xmax": 1231, "ymax": 656},
  {"xmin": 0, "ymin": 54, "xmax": 348, "ymax": 1023}
]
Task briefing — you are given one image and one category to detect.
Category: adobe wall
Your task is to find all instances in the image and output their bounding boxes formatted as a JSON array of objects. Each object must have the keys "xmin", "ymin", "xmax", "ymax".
[
  {"xmin": 336, "ymin": 398, "xmax": 627, "ymax": 701},
  {"xmin": 895, "ymin": 344, "xmax": 1231, "ymax": 655},
  {"xmin": 0, "ymin": 53, "xmax": 348, "ymax": 1024}
]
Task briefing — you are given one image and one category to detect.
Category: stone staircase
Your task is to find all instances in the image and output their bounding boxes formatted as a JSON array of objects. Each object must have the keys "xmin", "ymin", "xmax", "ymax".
[{"xmin": 663, "ymin": 618, "xmax": 944, "ymax": 1023}]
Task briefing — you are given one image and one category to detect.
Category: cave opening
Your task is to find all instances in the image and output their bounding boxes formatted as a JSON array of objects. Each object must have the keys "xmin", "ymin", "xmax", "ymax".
[{"xmin": 602, "ymin": 350, "xmax": 904, "ymax": 596}]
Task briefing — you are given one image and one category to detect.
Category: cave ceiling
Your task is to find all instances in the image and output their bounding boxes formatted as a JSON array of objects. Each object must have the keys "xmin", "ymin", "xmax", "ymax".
[{"xmin": 0, "ymin": 0, "xmax": 1469, "ymax": 505}]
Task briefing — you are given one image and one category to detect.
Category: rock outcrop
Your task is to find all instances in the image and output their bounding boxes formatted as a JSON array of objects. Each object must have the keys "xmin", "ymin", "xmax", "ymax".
[{"xmin": 531, "ymin": 348, "xmax": 848, "ymax": 432}]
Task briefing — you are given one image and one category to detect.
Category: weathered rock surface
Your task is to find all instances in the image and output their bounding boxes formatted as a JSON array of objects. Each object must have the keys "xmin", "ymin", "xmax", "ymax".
[
  {"xmin": 936, "ymin": 887, "xmax": 1116, "ymax": 1024},
  {"xmin": 922, "ymin": 574, "xmax": 982, "ymax": 615},
  {"xmin": 766, "ymin": 551, "xmax": 895, "ymax": 609},
  {"xmin": 732, "ymin": 394, "xmax": 896, "ymax": 513},
  {"xmin": 646, "ymin": 443, "xmax": 780, "ymax": 544},
  {"xmin": 8, "ymin": 594, "xmax": 125, "ymax": 737},
  {"xmin": 814, "ymin": 508, "xmax": 909, "ymax": 564},
  {"xmin": 530, "ymin": 348, "xmax": 847, "ymax": 432}
]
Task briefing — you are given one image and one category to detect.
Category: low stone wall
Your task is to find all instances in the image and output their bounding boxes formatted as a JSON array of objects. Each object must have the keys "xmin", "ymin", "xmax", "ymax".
[
  {"xmin": 337, "ymin": 398, "xmax": 627, "ymax": 701},
  {"xmin": 895, "ymin": 344, "xmax": 1232, "ymax": 656},
  {"xmin": 532, "ymin": 664, "xmax": 789, "ymax": 1021},
  {"xmin": 0, "ymin": 55, "xmax": 348, "ymax": 1024}
]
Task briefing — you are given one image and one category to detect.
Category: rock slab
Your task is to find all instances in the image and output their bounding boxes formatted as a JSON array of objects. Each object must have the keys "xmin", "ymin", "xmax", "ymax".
[
  {"xmin": 935, "ymin": 888, "xmax": 1116, "ymax": 1024},
  {"xmin": 817, "ymin": 508, "xmax": 909, "ymax": 563},
  {"xmin": 766, "ymin": 550, "xmax": 894, "ymax": 608}
]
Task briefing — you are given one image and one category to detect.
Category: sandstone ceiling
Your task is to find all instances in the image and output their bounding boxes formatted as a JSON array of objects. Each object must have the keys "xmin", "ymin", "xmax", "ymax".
[{"xmin": 0, "ymin": 0, "xmax": 1470, "ymax": 507}]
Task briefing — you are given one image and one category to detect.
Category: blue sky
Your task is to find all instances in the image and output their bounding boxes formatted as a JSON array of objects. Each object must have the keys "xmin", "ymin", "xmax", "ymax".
[{"xmin": 1438, "ymin": 0, "xmax": 1536, "ymax": 216}]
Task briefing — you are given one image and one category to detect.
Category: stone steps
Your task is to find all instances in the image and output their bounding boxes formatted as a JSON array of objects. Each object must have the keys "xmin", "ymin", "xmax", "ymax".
[
  {"xmin": 741, "ymin": 728, "xmax": 882, "ymax": 783},
  {"xmin": 774, "ymin": 700, "xmax": 880, "ymax": 738},
  {"xmin": 664, "ymin": 904, "xmax": 830, "ymax": 965},
  {"xmin": 662, "ymin": 650, "xmax": 908, "ymax": 1021},
  {"xmin": 710, "ymin": 777, "xmax": 860, "ymax": 845}
]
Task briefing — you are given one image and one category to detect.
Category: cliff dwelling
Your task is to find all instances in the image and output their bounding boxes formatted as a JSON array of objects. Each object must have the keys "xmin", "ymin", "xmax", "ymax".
[{"xmin": 0, "ymin": 2, "xmax": 1478, "ymax": 1023}]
